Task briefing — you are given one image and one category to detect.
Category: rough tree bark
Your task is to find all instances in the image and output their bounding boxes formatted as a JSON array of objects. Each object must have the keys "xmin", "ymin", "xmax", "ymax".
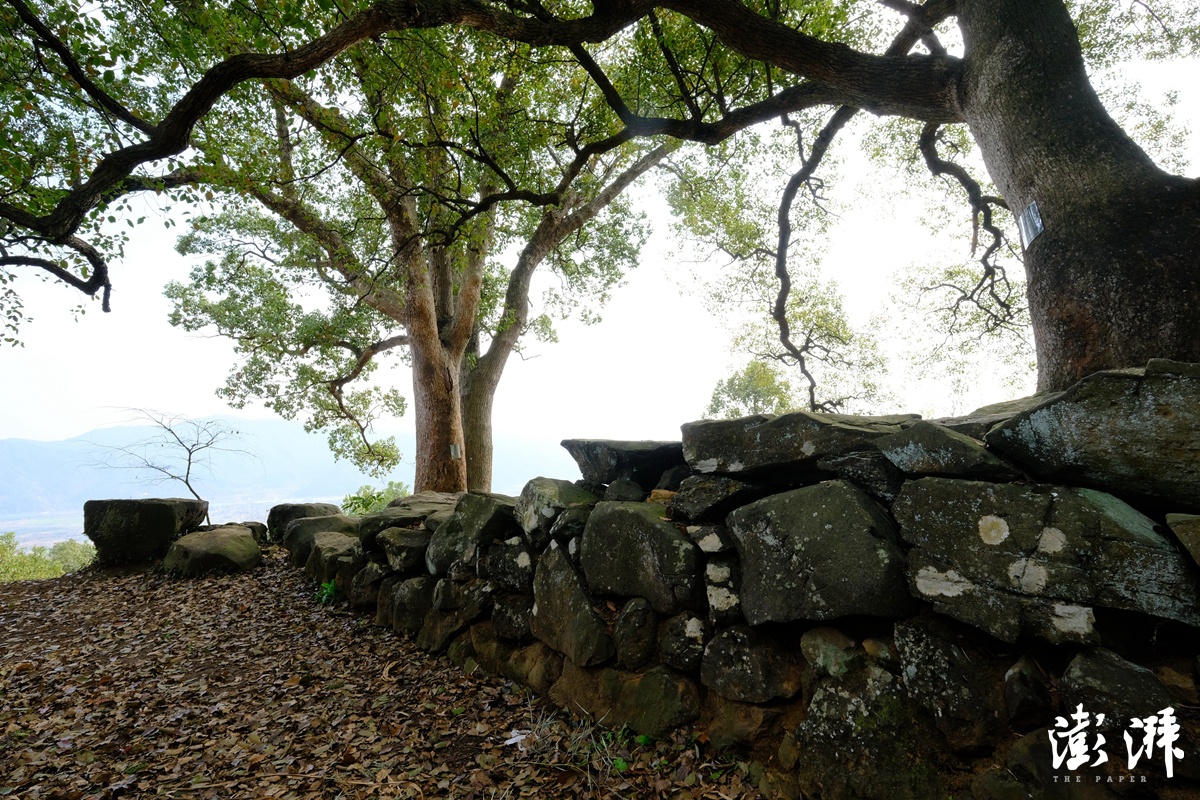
[{"xmin": 956, "ymin": 0, "xmax": 1200, "ymax": 391}]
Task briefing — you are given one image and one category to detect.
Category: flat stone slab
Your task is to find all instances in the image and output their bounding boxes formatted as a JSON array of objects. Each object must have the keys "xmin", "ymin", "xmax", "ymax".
[
  {"xmin": 560, "ymin": 439, "xmax": 685, "ymax": 487},
  {"xmin": 894, "ymin": 477, "xmax": 1200, "ymax": 643},
  {"xmin": 84, "ymin": 498, "xmax": 208, "ymax": 566},
  {"xmin": 986, "ymin": 362, "xmax": 1200, "ymax": 509},
  {"xmin": 681, "ymin": 411, "xmax": 917, "ymax": 478}
]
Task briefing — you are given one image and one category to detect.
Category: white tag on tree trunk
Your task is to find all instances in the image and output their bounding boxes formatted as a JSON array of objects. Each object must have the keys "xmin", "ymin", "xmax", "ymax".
[{"xmin": 1017, "ymin": 201, "xmax": 1044, "ymax": 249}]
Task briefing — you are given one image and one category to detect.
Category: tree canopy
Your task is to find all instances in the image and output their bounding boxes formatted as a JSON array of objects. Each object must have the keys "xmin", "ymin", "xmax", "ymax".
[{"xmin": 2, "ymin": 0, "xmax": 1198, "ymax": 472}]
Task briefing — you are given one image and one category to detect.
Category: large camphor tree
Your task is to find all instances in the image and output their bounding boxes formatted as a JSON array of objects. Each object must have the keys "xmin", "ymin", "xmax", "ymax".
[
  {"xmin": 130, "ymin": 6, "xmax": 670, "ymax": 493},
  {"xmin": 1, "ymin": 0, "xmax": 1197, "ymax": 463}
]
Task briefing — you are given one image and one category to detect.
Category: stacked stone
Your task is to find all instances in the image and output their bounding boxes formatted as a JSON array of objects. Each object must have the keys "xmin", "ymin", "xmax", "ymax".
[{"xmin": 270, "ymin": 359, "xmax": 1200, "ymax": 800}]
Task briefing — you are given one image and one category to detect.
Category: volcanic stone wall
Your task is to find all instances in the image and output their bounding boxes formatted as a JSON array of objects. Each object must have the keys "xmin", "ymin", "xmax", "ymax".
[{"xmin": 278, "ymin": 360, "xmax": 1200, "ymax": 799}]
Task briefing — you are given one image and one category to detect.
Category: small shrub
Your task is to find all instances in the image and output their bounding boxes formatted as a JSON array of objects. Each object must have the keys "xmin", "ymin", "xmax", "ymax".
[
  {"xmin": 315, "ymin": 579, "xmax": 338, "ymax": 605},
  {"xmin": 341, "ymin": 480, "xmax": 411, "ymax": 515}
]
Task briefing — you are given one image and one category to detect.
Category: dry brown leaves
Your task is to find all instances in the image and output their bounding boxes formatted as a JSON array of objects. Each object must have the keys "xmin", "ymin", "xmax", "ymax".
[{"xmin": 1, "ymin": 551, "xmax": 762, "ymax": 799}]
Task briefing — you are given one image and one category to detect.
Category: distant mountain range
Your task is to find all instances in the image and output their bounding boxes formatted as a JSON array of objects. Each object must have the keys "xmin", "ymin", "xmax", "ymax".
[{"xmin": 1, "ymin": 417, "xmax": 578, "ymax": 547}]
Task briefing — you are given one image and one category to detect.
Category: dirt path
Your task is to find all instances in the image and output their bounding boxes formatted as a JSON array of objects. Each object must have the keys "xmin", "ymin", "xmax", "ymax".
[{"xmin": 0, "ymin": 551, "xmax": 761, "ymax": 799}]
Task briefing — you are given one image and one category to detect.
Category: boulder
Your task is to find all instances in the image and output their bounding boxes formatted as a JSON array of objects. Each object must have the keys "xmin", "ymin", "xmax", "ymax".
[
  {"xmin": 796, "ymin": 663, "xmax": 947, "ymax": 800},
  {"xmin": 799, "ymin": 627, "xmax": 859, "ymax": 679},
  {"xmin": 349, "ymin": 561, "xmax": 394, "ymax": 611},
  {"xmin": 423, "ymin": 492, "xmax": 521, "ymax": 578},
  {"xmin": 701, "ymin": 626, "xmax": 804, "ymax": 704},
  {"xmin": 484, "ymin": 536, "xmax": 536, "ymax": 593},
  {"xmin": 727, "ymin": 481, "xmax": 914, "ymax": 624},
  {"xmin": 84, "ymin": 498, "xmax": 208, "ymax": 566},
  {"xmin": 893, "ymin": 478, "xmax": 1200, "ymax": 643},
  {"xmin": 530, "ymin": 546, "xmax": 613, "ymax": 667},
  {"xmin": 874, "ymin": 420, "xmax": 1022, "ymax": 481},
  {"xmin": 376, "ymin": 527, "xmax": 430, "ymax": 574},
  {"xmin": 659, "ymin": 613, "xmax": 708, "ymax": 672},
  {"xmin": 986, "ymin": 361, "xmax": 1200, "ymax": 509},
  {"xmin": 548, "ymin": 661, "xmax": 700, "ymax": 738},
  {"xmin": 455, "ymin": 492, "xmax": 520, "ymax": 542},
  {"xmin": 492, "ymin": 594, "xmax": 534, "ymax": 640},
  {"xmin": 163, "ymin": 526, "xmax": 261, "ymax": 576},
  {"xmin": 304, "ymin": 530, "xmax": 362, "ymax": 586},
  {"xmin": 391, "ymin": 575, "xmax": 435, "ymax": 636},
  {"xmin": 560, "ymin": 439, "xmax": 685, "ymax": 488},
  {"xmin": 669, "ymin": 475, "xmax": 773, "ymax": 523},
  {"xmin": 1061, "ymin": 648, "xmax": 1174, "ymax": 732},
  {"xmin": 702, "ymin": 694, "xmax": 783, "ymax": 752},
  {"xmin": 1166, "ymin": 513, "xmax": 1200, "ymax": 569},
  {"xmin": 607, "ymin": 666, "xmax": 700, "ymax": 738},
  {"xmin": 613, "ymin": 598, "xmax": 657, "ymax": 670},
  {"xmin": 424, "ymin": 516, "xmax": 473, "ymax": 577},
  {"xmin": 681, "ymin": 410, "xmax": 917, "ymax": 478},
  {"xmin": 359, "ymin": 491, "xmax": 461, "ymax": 549},
  {"xmin": 932, "ymin": 392, "xmax": 1064, "ymax": 441},
  {"xmin": 387, "ymin": 490, "xmax": 461, "ymax": 514},
  {"xmin": 580, "ymin": 501, "xmax": 700, "ymax": 615},
  {"xmin": 374, "ymin": 575, "xmax": 402, "ymax": 627},
  {"xmin": 282, "ymin": 514, "xmax": 359, "ymax": 568},
  {"xmin": 815, "ymin": 449, "xmax": 906, "ymax": 503},
  {"xmin": 894, "ymin": 617, "xmax": 1006, "ymax": 752},
  {"xmin": 417, "ymin": 580, "xmax": 492, "ymax": 653},
  {"xmin": 603, "ymin": 477, "xmax": 647, "ymax": 502},
  {"xmin": 266, "ymin": 502, "xmax": 340, "ymax": 544},
  {"xmin": 471, "ymin": 623, "xmax": 564, "ymax": 696},
  {"xmin": 1005, "ymin": 655, "xmax": 1055, "ymax": 731},
  {"xmin": 546, "ymin": 504, "xmax": 592, "ymax": 543},
  {"xmin": 656, "ymin": 464, "xmax": 692, "ymax": 492},
  {"xmin": 515, "ymin": 477, "xmax": 598, "ymax": 550}
]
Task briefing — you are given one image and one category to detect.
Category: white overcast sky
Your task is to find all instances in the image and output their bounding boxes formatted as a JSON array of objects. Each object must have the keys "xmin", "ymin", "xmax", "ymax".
[{"xmin": 2, "ymin": 61, "xmax": 1197, "ymax": 446}]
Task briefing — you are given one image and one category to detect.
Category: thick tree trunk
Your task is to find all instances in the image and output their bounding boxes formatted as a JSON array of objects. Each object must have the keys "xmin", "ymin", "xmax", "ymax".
[
  {"xmin": 409, "ymin": 333, "xmax": 469, "ymax": 493},
  {"xmin": 461, "ymin": 373, "xmax": 495, "ymax": 493},
  {"xmin": 958, "ymin": 0, "xmax": 1200, "ymax": 390}
]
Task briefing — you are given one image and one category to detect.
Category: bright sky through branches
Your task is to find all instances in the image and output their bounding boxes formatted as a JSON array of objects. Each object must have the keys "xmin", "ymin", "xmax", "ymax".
[{"xmin": 1, "ymin": 61, "xmax": 1196, "ymax": 446}]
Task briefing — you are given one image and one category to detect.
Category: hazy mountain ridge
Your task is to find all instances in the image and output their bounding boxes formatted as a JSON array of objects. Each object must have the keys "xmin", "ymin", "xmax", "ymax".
[{"xmin": 1, "ymin": 416, "xmax": 578, "ymax": 546}]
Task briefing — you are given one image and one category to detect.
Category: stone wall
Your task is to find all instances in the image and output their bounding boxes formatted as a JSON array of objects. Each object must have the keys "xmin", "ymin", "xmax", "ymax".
[{"xmin": 272, "ymin": 360, "xmax": 1200, "ymax": 799}]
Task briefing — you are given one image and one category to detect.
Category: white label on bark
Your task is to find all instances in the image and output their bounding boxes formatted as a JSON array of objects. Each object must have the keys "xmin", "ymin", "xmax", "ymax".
[{"xmin": 1017, "ymin": 201, "xmax": 1044, "ymax": 249}]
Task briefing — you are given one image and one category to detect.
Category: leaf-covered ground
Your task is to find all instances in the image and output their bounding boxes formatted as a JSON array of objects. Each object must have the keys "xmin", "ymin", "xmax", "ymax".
[{"xmin": 1, "ymin": 550, "xmax": 764, "ymax": 799}]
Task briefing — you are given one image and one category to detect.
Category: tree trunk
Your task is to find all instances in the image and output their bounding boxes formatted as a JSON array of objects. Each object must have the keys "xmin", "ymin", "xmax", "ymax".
[
  {"xmin": 461, "ymin": 371, "xmax": 495, "ymax": 493},
  {"xmin": 957, "ymin": 0, "xmax": 1200, "ymax": 391},
  {"xmin": 409, "ymin": 332, "xmax": 469, "ymax": 493}
]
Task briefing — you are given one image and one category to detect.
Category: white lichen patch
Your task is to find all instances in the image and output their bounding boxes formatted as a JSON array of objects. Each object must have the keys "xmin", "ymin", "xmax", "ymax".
[
  {"xmin": 684, "ymin": 618, "xmax": 705, "ymax": 639},
  {"xmin": 1037, "ymin": 527, "xmax": 1067, "ymax": 554},
  {"xmin": 505, "ymin": 536, "xmax": 523, "ymax": 546},
  {"xmin": 707, "ymin": 586, "xmax": 739, "ymax": 612},
  {"xmin": 694, "ymin": 458, "xmax": 720, "ymax": 474},
  {"xmin": 1007, "ymin": 558, "xmax": 1048, "ymax": 594},
  {"xmin": 914, "ymin": 566, "xmax": 975, "ymax": 597},
  {"xmin": 698, "ymin": 532, "xmax": 724, "ymax": 553},
  {"xmin": 801, "ymin": 440, "xmax": 816, "ymax": 456},
  {"xmin": 978, "ymin": 515, "xmax": 1010, "ymax": 545},
  {"xmin": 727, "ymin": 460, "xmax": 745, "ymax": 472},
  {"xmin": 706, "ymin": 562, "xmax": 731, "ymax": 583},
  {"xmin": 1052, "ymin": 604, "xmax": 1094, "ymax": 636},
  {"xmin": 516, "ymin": 552, "xmax": 532, "ymax": 569}
]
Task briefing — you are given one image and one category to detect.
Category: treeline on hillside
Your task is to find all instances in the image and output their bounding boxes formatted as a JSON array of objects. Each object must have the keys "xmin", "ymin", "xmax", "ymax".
[{"xmin": 0, "ymin": 533, "xmax": 95, "ymax": 582}]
